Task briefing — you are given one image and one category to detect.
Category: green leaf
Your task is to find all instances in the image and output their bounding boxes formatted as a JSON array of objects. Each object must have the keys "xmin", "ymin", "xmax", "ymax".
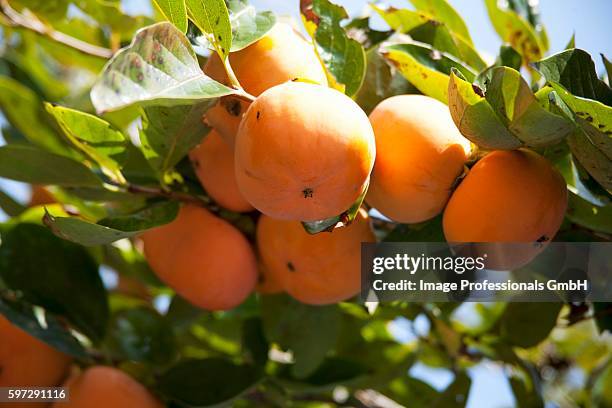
[
  {"xmin": 507, "ymin": 0, "xmax": 548, "ymax": 50},
  {"xmin": 372, "ymin": 5, "xmax": 485, "ymax": 71},
  {"xmin": 409, "ymin": 0, "xmax": 473, "ymax": 45},
  {"xmin": 61, "ymin": 186, "xmax": 139, "ymax": 203},
  {"xmin": 603, "ymin": 54, "xmax": 612, "ymax": 85},
  {"xmin": 593, "ymin": 303, "xmax": 612, "ymax": 334},
  {"xmin": 566, "ymin": 192, "xmax": 612, "ymax": 234},
  {"xmin": 565, "ymin": 33, "xmax": 576, "ymax": 50},
  {"xmin": 2, "ymin": 37, "xmax": 68, "ymax": 101},
  {"xmin": 533, "ymin": 49, "xmax": 612, "ymax": 106},
  {"xmin": 448, "ymin": 70, "xmax": 520, "ymax": 149},
  {"xmin": 261, "ymin": 294, "xmax": 341, "ymax": 379},
  {"xmin": 382, "ymin": 42, "xmax": 476, "ymax": 104},
  {"xmin": 567, "ymin": 127, "xmax": 612, "ymax": 191},
  {"xmin": 0, "ymin": 145, "xmax": 101, "ymax": 187},
  {"xmin": 0, "ymin": 189, "xmax": 26, "ymax": 217},
  {"xmin": 500, "ymin": 302, "xmax": 562, "ymax": 348},
  {"xmin": 302, "ymin": 0, "xmax": 366, "ymax": 96},
  {"xmin": 592, "ymin": 358, "xmax": 612, "ymax": 406},
  {"xmin": 0, "ymin": 296, "xmax": 88, "ymax": 359},
  {"xmin": 1, "ymin": 124, "xmax": 28, "ymax": 145},
  {"xmin": 509, "ymin": 374, "xmax": 544, "ymax": 408},
  {"xmin": 106, "ymin": 306, "xmax": 175, "ymax": 364},
  {"xmin": 571, "ymin": 157, "xmax": 612, "ymax": 203},
  {"xmin": 484, "ymin": 0, "xmax": 545, "ymax": 63},
  {"xmin": 483, "ymin": 67, "xmax": 574, "ymax": 145},
  {"xmin": 140, "ymin": 102, "xmax": 212, "ymax": 175},
  {"xmin": 370, "ymin": 5, "xmax": 429, "ymax": 34},
  {"xmin": 448, "ymin": 68, "xmax": 573, "ymax": 149},
  {"xmin": 473, "ymin": 45, "xmax": 522, "ymax": 90},
  {"xmin": 90, "ymin": 22, "xmax": 234, "ymax": 113},
  {"xmin": 157, "ymin": 358, "xmax": 262, "ymax": 407},
  {"xmin": 495, "ymin": 45, "xmax": 523, "ymax": 71},
  {"xmin": 9, "ymin": 0, "xmax": 70, "ymax": 21},
  {"xmin": 534, "ymin": 52, "xmax": 612, "ymax": 191},
  {"xmin": 0, "ymin": 76, "xmax": 71, "ymax": 156},
  {"xmin": 43, "ymin": 201, "xmax": 179, "ymax": 247},
  {"xmin": 302, "ymin": 181, "xmax": 368, "ymax": 234},
  {"xmin": 280, "ymin": 358, "xmax": 368, "ymax": 391},
  {"xmin": 227, "ymin": 0, "xmax": 276, "ymax": 52},
  {"xmin": 384, "ymin": 377, "xmax": 440, "ymax": 407},
  {"xmin": 353, "ymin": 49, "xmax": 415, "ymax": 115},
  {"xmin": 165, "ymin": 294, "xmax": 204, "ymax": 328},
  {"xmin": 0, "ymin": 223, "xmax": 109, "ymax": 341},
  {"xmin": 384, "ymin": 215, "xmax": 445, "ymax": 242},
  {"xmin": 152, "ymin": 0, "xmax": 188, "ymax": 33},
  {"xmin": 45, "ymin": 104, "xmax": 128, "ymax": 184},
  {"xmin": 241, "ymin": 317, "xmax": 269, "ymax": 367},
  {"xmin": 186, "ymin": 0, "xmax": 232, "ymax": 59},
  {"xmin": 121, "ymin": 144, "xmax": 160, "ymax": 185}
]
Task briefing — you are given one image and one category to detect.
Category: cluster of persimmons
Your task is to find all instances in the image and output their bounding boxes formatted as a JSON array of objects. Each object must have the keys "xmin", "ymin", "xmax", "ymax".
[
  {"xmin": 146, "ymin": 22, "xmax": 567, "ymax": 310},
  {"xmin": 0, "ymin": 22, "xmax": 567, "ymax": 407}
]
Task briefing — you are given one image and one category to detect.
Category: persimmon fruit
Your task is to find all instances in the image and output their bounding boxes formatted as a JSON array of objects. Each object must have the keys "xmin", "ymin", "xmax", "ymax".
[
  {"xmin": 0, "ymin": 316, "xmax": 71, "ymax": 408},
  {"xmin": 367, "ymin": 95, "xmax": 472, "ymax": 223},
  {"xmin": 189, "ymin": 129, "xmax": 254, "ymax": 212},
  {"xmin": 141, "ymin": 204, "xmax": 257, "ymax": 311},
  {"xmin": 255, "ymin": 262, "xmax": 284, "ymax": 295},
  {"xmin": 204, "ymin": 97, "xmax": 246, "ymax": 147},
  {"xmin": 256, "ymin": 209, "xmax": 376, "ymax": 305},
  {"xmin": 29, "ymin": 185, "xmax": 55, "ymax": 207},
  {"xmin": 235, "ymin": 81, "xmax": 376, "ymax": 222},
  {"xmin": 443, "ymin": 149, "xmax": 568, "ymax": 270},
  {"xmin": 52, "ymin": 366, "xmax": 163, "ymax": 408},
  {"xmin": 204, "ymin": 23, "xmax": 328, "ymax": 146}
]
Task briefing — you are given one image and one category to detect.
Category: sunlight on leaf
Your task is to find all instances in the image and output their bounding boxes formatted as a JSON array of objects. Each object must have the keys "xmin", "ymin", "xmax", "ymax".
[{"xmin": 91, "ymin": 22, "xmax": 234, "ymax": 113}]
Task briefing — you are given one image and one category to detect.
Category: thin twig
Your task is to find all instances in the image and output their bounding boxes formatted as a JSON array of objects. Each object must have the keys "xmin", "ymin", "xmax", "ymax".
[
  {"xmin": 0, "ymin": 0, "xmax": 113, "ymax": 59},
  {"xmin": 104, "ymin": 180, "xmax": 209, "ymax": 206},
  {"xmin": 124, "ymin": 183, "xmax": 207, "ymax": 206}
]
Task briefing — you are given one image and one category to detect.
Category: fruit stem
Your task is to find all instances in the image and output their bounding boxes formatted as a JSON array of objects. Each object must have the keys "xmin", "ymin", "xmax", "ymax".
[
  {"xmin": 232, "ymin": 88, "xmax": 256, "ymax": 103},
  {"xmin": 217, "ymin": 54, "xmax": 256, "ymax": 103},
  {"xmin": 222, "ymin": 55, "xmax": 243, "ymax": 90}
]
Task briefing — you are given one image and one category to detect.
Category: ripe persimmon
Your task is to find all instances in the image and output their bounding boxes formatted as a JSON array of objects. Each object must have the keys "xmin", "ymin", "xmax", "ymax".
[
  {"xmin": 256, "ymin": 209, "xmax": 376, "ymax": 305},
  {"xmin": 52, "ymin": 366, "xmax": 163, "ymax": 408},
  {"xmin": 255, "ymin": 262, "xmax": 284, "ymax": 295},
  {"xmin": 29, "ymin": 185, "xmax": 55, "ymax": 207},
  {"xmin": 235, "ymin": 82, "xmax": 376, "ymax": 222},
  {"xmin": 367, "ymin": 95, "xmax": 471, "ymax": 223},
  {"xmin": 141, "ymin": 204, "xmax": 257, "ymax": 311},
  {"xmin": 204, "ymin": 23, "xmax": 328, "ymax": 146},
  {"xmin": 189, "ymin": 130, "xmax": 254, "ymax": 212},
  {"xmin": 443, "ymin": 149, "xmax": 568, "ymax": 270},
  {"xmin": 0, "ymin": 316, "xmax": 71, "ymax": 408}
]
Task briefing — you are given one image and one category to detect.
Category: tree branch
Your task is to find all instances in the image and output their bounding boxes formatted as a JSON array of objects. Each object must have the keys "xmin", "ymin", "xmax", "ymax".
[
  {"xmin": 0, "ymin": 0, "xmax": 113, "ymax": 59},
  {"xmin": 122, "ymin": 183, "xmax": 210, "ymax": 206}
]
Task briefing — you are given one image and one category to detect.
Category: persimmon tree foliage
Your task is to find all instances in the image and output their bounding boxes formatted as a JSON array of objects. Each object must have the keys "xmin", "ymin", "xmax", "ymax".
[{"xmin": 0, "ymin": 0, "xmax": 611, "ymax": 407}]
